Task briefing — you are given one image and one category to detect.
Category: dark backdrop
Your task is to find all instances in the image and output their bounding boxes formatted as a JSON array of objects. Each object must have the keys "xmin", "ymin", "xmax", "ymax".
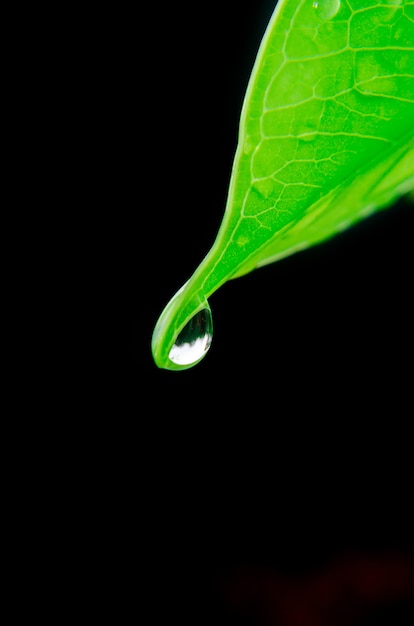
[{"xmin": 47, "ymin": 1, "xmax": 413, "ymax": 623}]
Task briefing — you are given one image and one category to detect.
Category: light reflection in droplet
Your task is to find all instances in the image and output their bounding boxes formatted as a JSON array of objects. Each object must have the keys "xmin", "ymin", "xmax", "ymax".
[
  {"xmin": 312, "ymin": 0, "xmax": 341, "ymax": 20},
  {"xmin": 169, "ymin": 308, "xmax": 213, "ymax": 366}
]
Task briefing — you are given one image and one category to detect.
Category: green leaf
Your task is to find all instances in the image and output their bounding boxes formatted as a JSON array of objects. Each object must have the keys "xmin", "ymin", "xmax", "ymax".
[{"xmin": 152, "ymin": 0, "xmax": 414, "ymax": 371}]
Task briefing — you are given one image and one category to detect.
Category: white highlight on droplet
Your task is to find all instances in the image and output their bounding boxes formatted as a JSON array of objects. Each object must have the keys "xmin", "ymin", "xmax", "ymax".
[{"xmin": 169, "ymin": 336, "xmax": 212, "ymax": 365}]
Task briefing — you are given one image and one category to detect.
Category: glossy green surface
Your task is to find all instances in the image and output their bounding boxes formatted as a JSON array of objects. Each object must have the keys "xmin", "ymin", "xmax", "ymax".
[{"xmin": 152, "ymin": 0, "xmax": 414, "ymax": 370}]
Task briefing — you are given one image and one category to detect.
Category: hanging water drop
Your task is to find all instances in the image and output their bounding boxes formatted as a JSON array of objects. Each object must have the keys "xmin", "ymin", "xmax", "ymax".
[{"xmin": 168, "ymin": 308, "xmax": 213, "ymax": 366}]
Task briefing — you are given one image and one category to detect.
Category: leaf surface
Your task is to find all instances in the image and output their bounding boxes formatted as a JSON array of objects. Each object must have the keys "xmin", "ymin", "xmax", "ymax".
[
  {"xmin": 152, "ymin": 0, "xmax": 414, "ymax": 370},
  {"xmin": 219, "ymin": 0, "xmax": 414, "ymax": 276}
]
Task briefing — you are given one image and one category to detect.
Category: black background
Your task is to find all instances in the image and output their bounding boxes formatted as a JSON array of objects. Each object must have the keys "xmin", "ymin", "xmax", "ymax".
[{"xmin": 35, "ymin": 1, "xmax": 413, "ymax": 623}]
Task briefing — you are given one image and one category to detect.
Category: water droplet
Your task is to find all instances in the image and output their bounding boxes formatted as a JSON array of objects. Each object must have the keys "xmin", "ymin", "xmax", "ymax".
[
  {"xmin": 169, "ymin": 307, "xmax": 213, "ymax": 366},
  {"xmin": 312, "ymin": 0, "xmax": 340, "ymax": 20}
]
